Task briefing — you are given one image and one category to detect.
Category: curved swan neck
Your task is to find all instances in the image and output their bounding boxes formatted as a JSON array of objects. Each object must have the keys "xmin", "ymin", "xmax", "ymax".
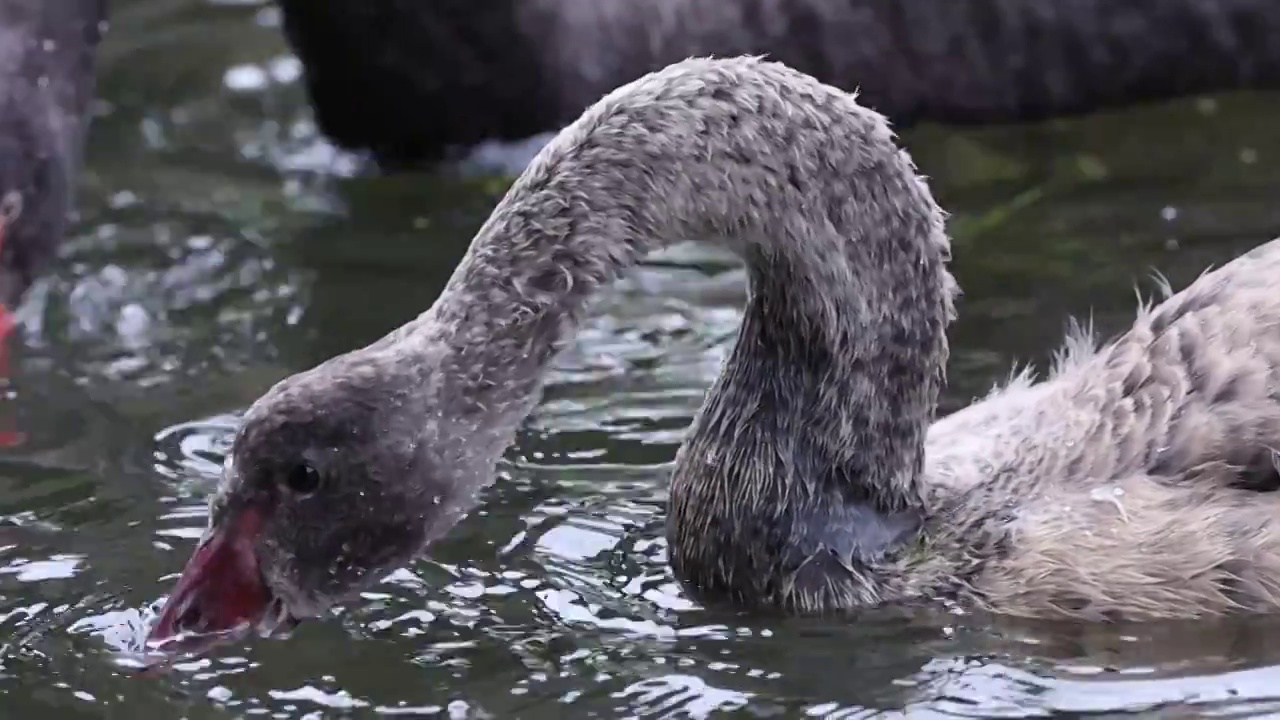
[{"xmin": 404, "ymin": 58, "xmax": 954, "ymax": 503}]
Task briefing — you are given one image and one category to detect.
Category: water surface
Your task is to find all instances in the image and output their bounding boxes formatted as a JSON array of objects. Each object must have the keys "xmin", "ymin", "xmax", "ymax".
[{"xmin": 4, "ymin": 1, "xmax": 1280, "ymax": 717}]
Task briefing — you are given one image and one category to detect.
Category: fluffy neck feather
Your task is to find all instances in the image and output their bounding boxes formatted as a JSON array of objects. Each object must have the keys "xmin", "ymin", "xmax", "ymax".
[{"xmin": 386, "ymin": 59, "xmax": 953, "ymax": 576}]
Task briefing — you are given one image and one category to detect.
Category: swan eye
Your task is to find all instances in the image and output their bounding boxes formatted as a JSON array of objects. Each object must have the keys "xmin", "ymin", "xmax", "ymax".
[{"xmin": 284, "ymin": 463, "xmax": 322, "ymax": 495}]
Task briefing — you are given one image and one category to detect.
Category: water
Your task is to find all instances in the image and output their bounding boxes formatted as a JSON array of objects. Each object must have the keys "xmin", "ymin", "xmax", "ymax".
[{"xmin": 3, "ymin": 0, "xmax": 1280, "ymax": 717}]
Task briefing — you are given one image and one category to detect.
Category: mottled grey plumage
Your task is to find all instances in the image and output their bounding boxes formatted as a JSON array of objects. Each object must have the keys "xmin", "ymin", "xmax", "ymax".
[
  {"xmin": 0, "ymin": 0, "xmax": 105, "ymax": 308},
  {"xmin": 211, "ymin": 56, "xmax": 1280, "ymax": 625}
]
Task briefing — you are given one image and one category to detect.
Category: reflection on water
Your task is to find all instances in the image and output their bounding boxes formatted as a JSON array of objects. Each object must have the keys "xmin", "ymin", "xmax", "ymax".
[{"xmin": 2, "ymin": 0, "xmax": 1280, "ymax": 716}]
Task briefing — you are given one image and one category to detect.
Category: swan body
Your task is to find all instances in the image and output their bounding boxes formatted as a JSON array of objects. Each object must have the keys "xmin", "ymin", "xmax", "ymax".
[
  {"xmin": 148, "ymin": 56, "xmax": 1280, "ymax": 654},
  {"xmin": 916, "ymin": 266, "xmax": 1280, "ymax": 620},
  {"xmin": 277, "ymin": 0, "xmax": 1280, "ymax": 169}
]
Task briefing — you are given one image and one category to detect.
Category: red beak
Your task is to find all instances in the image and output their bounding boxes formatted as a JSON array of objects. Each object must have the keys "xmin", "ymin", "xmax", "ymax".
[
  {"xmin": 146, "ymin": 506, "xmax": 272, "ymax": 651},
  {"xmin": 0, "ymin": 211, "xmax": 23, "ymax": 449}
]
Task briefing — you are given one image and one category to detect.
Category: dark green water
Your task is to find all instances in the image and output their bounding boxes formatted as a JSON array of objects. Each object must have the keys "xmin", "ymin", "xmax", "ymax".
[{"xmin": 3, "ymin": 0, "xmax": 1280, "ymax": 717}]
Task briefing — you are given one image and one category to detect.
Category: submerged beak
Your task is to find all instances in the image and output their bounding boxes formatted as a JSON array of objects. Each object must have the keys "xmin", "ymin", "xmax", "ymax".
[{"xmin": 145, "ymin": 506, "xmax": 283, "ymax": 654}]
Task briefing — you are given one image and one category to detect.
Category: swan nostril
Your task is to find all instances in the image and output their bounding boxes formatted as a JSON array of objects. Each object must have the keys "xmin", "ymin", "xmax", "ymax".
[{"xmin": 176, "ymin": 602, "xmax": 204, "ymax": 633}]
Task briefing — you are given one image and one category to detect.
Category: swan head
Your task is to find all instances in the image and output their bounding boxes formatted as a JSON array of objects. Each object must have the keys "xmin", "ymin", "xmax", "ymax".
[{"xmin": 144, "ymin": 350, "xmax": 475, "ymax": 654}]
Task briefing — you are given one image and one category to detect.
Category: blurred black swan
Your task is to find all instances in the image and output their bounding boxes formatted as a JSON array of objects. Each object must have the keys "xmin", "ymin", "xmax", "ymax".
[
  {"xmin": 276, "ymin": 0, "xmax": 1280, "ymax": 170},
  {"xmin": 0, "ymin": 0, "xmax": 106, "ymax": 445}
]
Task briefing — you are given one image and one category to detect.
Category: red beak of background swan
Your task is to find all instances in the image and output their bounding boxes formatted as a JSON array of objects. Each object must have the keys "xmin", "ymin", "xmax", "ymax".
[
  {"xmin": 0, "ymin": 207, "xmax": 26, "ymax": 449},
  {"xmin": 146, "ymin": 507, "xmax": 275, "ymax": 650}
]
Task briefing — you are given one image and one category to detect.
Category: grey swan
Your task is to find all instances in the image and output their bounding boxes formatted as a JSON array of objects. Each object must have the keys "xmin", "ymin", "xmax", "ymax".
[
  {"xmin": 147, "ymin": 56, "xmax": 1280, "ymax": 654},
  {"xmin": 277, "ymin": 0, "xmax": 1280, "ymax": 169}
]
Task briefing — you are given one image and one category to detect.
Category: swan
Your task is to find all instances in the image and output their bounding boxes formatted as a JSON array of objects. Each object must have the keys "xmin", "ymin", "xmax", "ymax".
[
  {"xmin": 146, "ymin": 56, "xmax": 1280, "ymax": 654},
  {"xmin": 0, "ymin": 0, "xmax": 102, "ymax": 309},
  {"xmin": 0, "ymin": 0, "xmax": 105, "ymax": 446},
  {"xmin": 276, "ymin": 0, "xmax": 1280, "ymax": 169}
]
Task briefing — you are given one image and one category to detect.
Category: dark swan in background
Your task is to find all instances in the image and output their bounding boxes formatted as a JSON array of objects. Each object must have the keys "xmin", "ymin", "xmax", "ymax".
[
  {"xmin": 0, "ymin": 0, "xmax": 102, "ymax": 314},
  {"xmin": 275, "ymin": 0, "xmax": 1280, "ymax": 169},
  {"xmin": 145, "ymin": 56, "xmax": 1280, "ymax": 656},
  {"xmin": 0, "ymin": 0, "xmax": 105, "ymax": 445}
]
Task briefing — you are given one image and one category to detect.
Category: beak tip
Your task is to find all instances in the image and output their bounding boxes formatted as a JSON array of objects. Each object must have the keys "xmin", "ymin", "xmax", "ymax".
[
  {"xmin": 144, "ymin": 507, "xmax": 272, "ymax": 654},
  {"xmin": 142, "ymin": 614, "xmax": 178, "ymax": 648}
]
